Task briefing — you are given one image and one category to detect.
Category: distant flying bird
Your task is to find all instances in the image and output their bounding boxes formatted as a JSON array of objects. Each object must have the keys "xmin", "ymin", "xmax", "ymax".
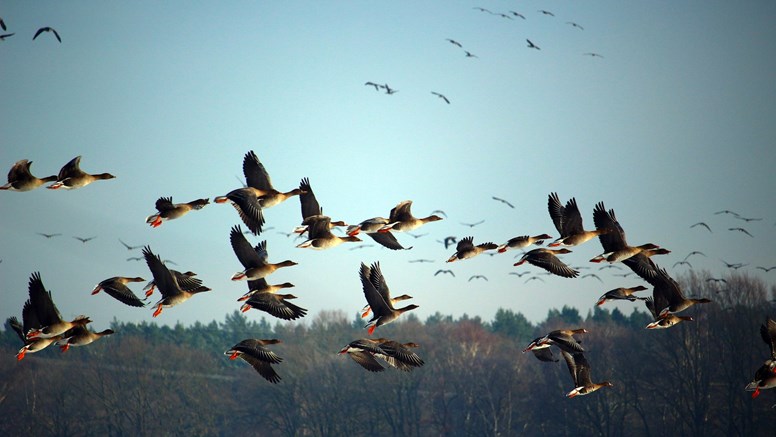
[
  {"xmin": 0, "ymin": 17, "xmax": 6, "ymax": 31},
  {"xmin": 526, "ymin": 39, "xmax": 541, "ymax": 50},
  {"xmin": 464, "ymin": 51, "xmax": 478, "ymax": 58},
  {"xmin": 0, "ymin": 33, "xmax": 14, "ymax": 41},
  {"xmin": 37, "ymin": 232, "xmax": 61, "ymax": 239},
  {"xmin": 567, "ymin": 22, "xmax": 584, "ymax": 30},
  {"xmin": 684, "ymin": 251, "xmax": 706, "ymax": 260},
  {"xmin": 756, "ymin": 266, "xmax": 776, "ymax": 273},
  {"xmin": 406, "ymin": 232, "xmax": 428, "ymax": 239},
  {"xmin": 714, "ymin": 209, "xmax": 740, "ymax": 217},
  {"xmin": 364, "ymin": 81, "xmax": 380, "ymax": 91},
  {"xmin": 460, "ymin": 220, "xmax": 485, "ymax": 228},
  {"xmin": 492, "ymin": 196, "xmax": 514, "ymax": 208},
  {"xmin": 690, "ymin": 222, "xmax": 712, "ymax": 232},
  {"xmin": 349, "ymin": 244, "xmax": 374, "ymax": 251},
  {"xmin": 538, "ymin": 10, "xmax": 555, "ymax": 16},
  {"xmin": 581, "ymin": 273, "xmax": 603, "ymax": 282},
  {"xmin": 409, "ymin": 259, "xmax": 434, "ymax": 263},
  {"xmin": 673, "ymin": 260, "xmax": 692, "ymax": 269},
  {"xmin": 525, "ymin": 276, "xmax": 545, "ymax": 283},
  {"xmin": 509, "ymin": 271, "xmax": 529, "ymax": 277},
  {"xmin": 598, "ymin": 264, "xmax": 623, "ymax": 270},
  {"xmin": 440, "ymin": 236, "xmax": 457, "ymax": 249},
  {"xmin": 431, "ymin": 92, "xmax": 450, "ymax": 104},
  {"xmin": 119, "ymin": 239, "xmax": 143, "ymax": 250},
  {"xmin": 446, "ymin": 38, "xmax": 462, "ymax": 48},
  {"xmin": 737, "ymin": 216, "xmax": 763, "ymax": 222},
  {"xmin": 127, "ymin": 256, "xmax": 143, "ymax": 262},
  {"xmin": 434, "ymin": 269, "xmax": 455, "ymax": 277},
  {"xmin": 431, "ymin": 209, "xmax": 447, "ymax": 218},
  {"xmin": 473, "ymin": 7, "xmax": 493, "ymax": 14},
  {"xmin": 729, "ymin": 227, "xmax": 754, "ymax": 237},
  {"xmin": 583, "ymin": 53, "xmax": 604, "ymax": 58},
  {"xmin": 510, "ymin": 11, "xmax": 526, "ymax": 19},
  {"xmin": 33, "ymin": 27, "xmax": 61, "ymax": 43},
  {"xmin": 468, "ymin": 275, "xmax": 488, "ymax": 282},
  {"xmin": 73, "ymin": 236, "xmax": 97, "ymax": 243},
  {"xmin": 383, "ymin": 84, "xmax": 398, "ymax": 94}
]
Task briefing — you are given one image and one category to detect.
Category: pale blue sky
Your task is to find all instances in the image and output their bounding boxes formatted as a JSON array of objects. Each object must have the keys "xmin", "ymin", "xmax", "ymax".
[{"xmin": 2, "ymin": 1, "xmax": 775, "ymax": 330}]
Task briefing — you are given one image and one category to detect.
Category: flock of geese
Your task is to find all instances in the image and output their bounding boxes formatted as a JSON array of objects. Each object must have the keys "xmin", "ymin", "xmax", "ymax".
[{"xmin": 3, "ymin": 149, "xmax": 774, "ymax": 399}]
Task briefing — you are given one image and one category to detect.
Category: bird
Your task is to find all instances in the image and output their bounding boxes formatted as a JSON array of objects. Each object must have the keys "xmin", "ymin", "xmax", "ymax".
[
  {"xmin": 408, "ymin": 259, "xmax": 434, "ymax": 263},
  {"xmin": 526, "ymin": 39, "xmax": 541, "ymax": 50},
  {"xmin": 729, "ymin": 227, "xmax": 754, "ymax": 237},
  {"xmin": 364, "ymin": 81, "xmax": 381, "ymax": 91},
  {"xmin": 746, "ymin": 318, "xmax": 776, "ymax": 398},
  {"xmin": 213, "ymin": 151, "xmax": 272, "ymax": 235},
  {"xmin": 644, "ymin": 297, "xmax": 694, "ymax": 329},
  {"xmin": 47, "ymin": 156, "xmax": 115, "ymax": 190},
  {"xmin": 684, "ymin": 251, "xmax": 706, "ymax": 260},
  {"xmin": 56, "ymin": 325, "xmax": 114, "ymax": 352},
  {"xmin": 524, "ymin": 276, "xmax": 545, "ymax": 283},
  {"xmin": 297, "ymin": 215, "xmax": 362, "ymax": 249},
  {"xmin": 127, "ymin": 256, "xmax": 143, "ymax": 262},
  {"xmin": 468, "ymin": 275, "xmax": 488, "ymax": 282},
  {"xmin": 714, "ymin": 209, "xmax": 740, "ymax": 217},
  {"xmin": 646, "ymin": 267, "xmax": 712, "ymax": 318},
  {"xmin": 118, "ymin": 239, "xmax": 143, "ymax": 250},
  {"xmin": 583, "ymin": 52, "xmax": 604, "ymax": 58},
  {"xmin": 431, "ymin": 92, "xmax": 450, "ymax": 104},
  {"xmin": 566, "ymin": 22, "xmax": 584, "ymax": 30},
  {"xmin": 497, "ymin": 234, "xmax": 552, "ymax": 253},
  {"xmin": 142, "ymin": 246, "xmax": 210, "ymax": 317},
  {"xmin": 447, "ymin": 236, "xmax": 497, "ymax": 262},
  {"xmin": 360, "ymin": 293, "xmax": 413, "ymax": 319},
  {"xmin": 464, "ymin": 51, "xmax": 478, "ymax": 58},
  {"xmin": 33, "ymin": 26, "xmax": 61, "ymax": 42},
  {"xmin": 508, "ymin": 271, "xmax": 529, "ymax": 278},
  {"xmin": 538, "ymin": 10, "xmax": 555, "ymax": 17},
  {"xmin": 24, "ymin": 273, "xmax": 92, "ymax": 341},
  {"xmin": 229, "ymin": 225, "xmax": 298, "ymax": 280},
  {"xmin": 548, "ymin": 193, "xmax": 609, "ymax": 247},
  {"xmin": 460, "ymin": 220, "xmax": 485, "ymax": 228},
  {"xmin": 434, "ymin": 269, "xmax": 455, "ymax": 277},
  {"xmin": 536, "ymin": 328, "xmax": 587, "ymax": 352},
  {"xmin": 439, "ymin": 236, "xmax": 457, "ymax": 249},
  {"xmin": 73, "ymin": 236, "xmax": 97, "ymax": 243},
  {"xmin": 591, "ymin": 201, "xmax": 667, "ymax": 278},
  {"xmin": 690, "ymin": 222, "xmax": 712, "ymax": 232},
  {"xmin": 383, "ymin": 84, "xmax": 398, "ymax": 94},
  {"xmin": 295, "ymin": 177, "xmax": 348, "ymax": 235},
  {"xmin": 562, "ymin": 351, "xmax": 613, "ymax": 398},
  {"xmin": 240, "ymin": 291, "xmax": 307, "ymax": 321},
  {"xmin": 473, "ymin": 7, "xmax": 493, "ymax": 14},
  {"xmin": 431, "ymin": 209, "xmax": 447, "ymax": 218},
  {"xmin": 379, "ymin": 200, "xmax": 443, "ymax": 233},
  {"xmin": 37, "ymin": 232, "xmax": 62, "ymax": 239},
  {"xmin": 492, "ymin": 196, "xmax": 514, "ymax": 208},
  {"xmin": 513, "ymin": 248, "xmax": 579, "ymax": 278},
  {"xmin": 445, "ymin": 38, "xmax": 462, "ymax": 48},
  {"xmin": 8, "ymin": 273, "xmax": 76, "ymax": 360},
  {"xmin": 142, "ymin": 269, "xmax": 207, "ymax": 298},
  {"xmin": 225, "ymin": 339, "xmax": 283, "ymax": 383},
  {"xmin": 346, "ymin": 217, "xmax": 410, "ymax": 251},
  {"xmin": 596, "ymin": 286, "xmax": 648, "ymax": 306},
  {"xmin": 673, "ymin": 260, "xmax": 692, "ymax": 269},
  {"xmin": 737, "ymin": 216, "xmax": 763, "ymax": 222},
  {"xmin": 581, "ymin": 273, "xmax": 603, "ymax": 282},
  {"xmin": 0, "ymin": 159, "xmax": 57, "ymax": 191},
  {"xmin": 91, "ymin": 277, "xmax": 147, "ymax": 307},
  {"xmin": 509, "ymin": 11, "xmax": 526, "ymax": 19},
  {"xmin": 145, "ymin": 196, "xmax": 209, "ymax": 228},
  {"xmin": 360, "ymin": 262, "xmax": 419, "ymax": 335},
  {"xmin": 406, "ymin": 232, "xmax": 428, "ymax": 239},
  {"xmin": 756, "ymin": 266, "xmax": 776, "ymax": 273},
  {"xmin": 339, "ymin": 338, "xmax": 424, "ymax": 372},
  {"xmin": 0, "ymin": 33, "xmax": 14, "ymax": 41},
  {"xmin": 721, "ymin": 259, "xmax": 748, "ymax": 270}
]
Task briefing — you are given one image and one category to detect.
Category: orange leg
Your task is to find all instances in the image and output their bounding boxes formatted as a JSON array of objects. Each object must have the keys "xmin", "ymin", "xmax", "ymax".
[{"xmin": 153, "ymin": 304, "xmax": 163, "ymax": 317}]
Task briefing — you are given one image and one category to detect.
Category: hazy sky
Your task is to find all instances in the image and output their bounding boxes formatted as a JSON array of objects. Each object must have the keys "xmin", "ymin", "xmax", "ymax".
[{"xmin": 2, "ymin": 1, "xmax": 775, "ymax": 331}]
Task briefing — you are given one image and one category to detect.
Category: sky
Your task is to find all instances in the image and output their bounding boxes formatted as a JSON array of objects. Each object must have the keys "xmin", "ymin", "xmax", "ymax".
[{"xmin": 2, "ymin": 1, "xmax": 775, "ymax": 331}]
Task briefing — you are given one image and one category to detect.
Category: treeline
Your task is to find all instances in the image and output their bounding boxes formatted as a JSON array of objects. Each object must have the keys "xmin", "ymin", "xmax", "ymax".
[{"xmin": 1, "ymin": 271, "xmax": 774, "ymax": 436}]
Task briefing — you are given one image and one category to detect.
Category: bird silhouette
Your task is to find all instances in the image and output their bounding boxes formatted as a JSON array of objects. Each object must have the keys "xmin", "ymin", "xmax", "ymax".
[
  {"xmin": 526, "ymin": 39, "xmax": 541, "ymax": 50},
  {"xmin": 492, "ymin": 196, "xmax": 514, "ymax": 208},
  {"xmin": 33, "ymin": 27, "xmax": 61, "ymax": 42},
  {"xmin": 431, "ymin": 92, "xmax": 450, "ymax": 104},
  {"xmin": 690, "ymin": 222, "xmax": 712, "ymax": 232},
  {"xmin": 446, "ymin": 38, "xmax": 462, "ymax": 48}
]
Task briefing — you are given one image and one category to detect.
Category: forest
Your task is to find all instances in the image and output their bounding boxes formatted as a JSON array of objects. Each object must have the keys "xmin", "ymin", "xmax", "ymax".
[{"xmin": 1, "ymin": 270, "xmax": 774, "ymax": 437}]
